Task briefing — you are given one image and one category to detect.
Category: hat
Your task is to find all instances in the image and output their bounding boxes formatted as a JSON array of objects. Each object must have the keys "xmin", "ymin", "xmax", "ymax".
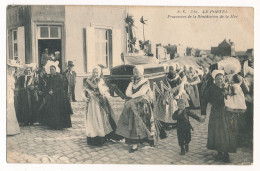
[
  {"xmin": 24, "ymin": 63, "xmax": 37, "ymax": 70},
  {"xmin": 212, "ymin": 69, "xmax": 225, "ymax": 79},
  {"xmin": 7, "ymin": 60, "xmax": 22, "ymax": 68},
  {"xmin": 68, "ymin": 61, "xmax": 74, "ymax": 66},
  {"xmin": 134, "ymin": 65, "xmax": 144, "ymax": 75}
]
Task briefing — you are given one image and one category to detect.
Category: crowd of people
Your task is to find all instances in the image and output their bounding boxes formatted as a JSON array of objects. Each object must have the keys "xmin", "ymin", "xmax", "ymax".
[
  {"xmin": 7, "ymin": 48, "xmax": 77, "ymax": 133},
  {"xmin": 7, "ymin": 53, "xmax": 253, "ymax": 163}
]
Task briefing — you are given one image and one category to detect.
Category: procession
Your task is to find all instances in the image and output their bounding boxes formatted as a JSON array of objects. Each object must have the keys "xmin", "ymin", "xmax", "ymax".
[
  {"xmin": 6, "ymin": 6, "xmax": 253, "ymax": 165},
  {"xmin": 7, "ymin": 51, "xmax": 253, "ymax": 164}
]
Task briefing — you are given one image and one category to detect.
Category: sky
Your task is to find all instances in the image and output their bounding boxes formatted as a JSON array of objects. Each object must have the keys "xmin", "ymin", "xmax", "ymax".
[{"xmin": 129, "ymin": 6, "xmax": 254, "ymax": 51}]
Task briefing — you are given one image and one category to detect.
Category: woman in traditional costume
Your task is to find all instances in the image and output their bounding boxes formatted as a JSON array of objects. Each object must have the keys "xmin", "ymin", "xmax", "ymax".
[
  {"xmin": 7, "ymin": 60, "xmax": 20, "ymax": 135},
  {"xmin": 201, "ymin": 70, "xmax": 238, "ymax": 163},
  {"xmin": 116, "ymin": 65, "xmax": 158, "ymax": 153},
  {"xmin": 184, "ymin": 65, "xmax": 201, "ymax": 109},
  {"xmin": 154, "ymin": 63, "xmax": 189, "ymax": 130},
  {"xmin": 16, "ymin": 66, "xmax": 36, "ymax": 126},
  {"xmin": 82, "ymin": 66, "xmax": 118, "ymax": 146}
]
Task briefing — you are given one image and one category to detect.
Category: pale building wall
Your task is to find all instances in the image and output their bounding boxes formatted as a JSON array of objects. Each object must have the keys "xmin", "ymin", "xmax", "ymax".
[{"xmin": 65, "ymin": 6, "xmax": 127, "ymax": 100}]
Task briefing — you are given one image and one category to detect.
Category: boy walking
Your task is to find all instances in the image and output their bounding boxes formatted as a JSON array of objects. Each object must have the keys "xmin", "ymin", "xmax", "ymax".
[{"xmin": 172, "ymin": 99, "xmax": 203, "ymax": 155}]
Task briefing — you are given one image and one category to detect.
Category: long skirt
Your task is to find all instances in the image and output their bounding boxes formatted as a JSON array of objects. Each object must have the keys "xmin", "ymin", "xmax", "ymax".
[
  {"xmin": 154, "ymin": 93, "xmax": 177, "ymax": 124},
  {"xmin": 185, "ymin": 84, "xmax": 200, "ymax": 108},
  {"xmin": 46, "ymin": 90, "xmax": 72, "ymax": 129},
  {"xmin": 16, "ymin": 89, "xmax": 35, "ymax": 125},
  {"xmin": 85, "ymin": 95, "xmax": 117, "ymax": 146},
  {"xmin": 116, "ymin": 97, "xmax": 156, "ymax": 144},
  {"xmin": 207, "ymin": 107, "xmax": 237, "ymax": 153},
  {"xmin": 7, "ymin": 89, "xmax": 20, "ymax": 135}
]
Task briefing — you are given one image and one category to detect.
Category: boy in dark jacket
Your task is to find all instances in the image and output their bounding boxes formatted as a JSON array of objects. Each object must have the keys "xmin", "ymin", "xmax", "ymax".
[{"xmin": 172, "ymin": 99, "xmax": 203, "ymax": 155}]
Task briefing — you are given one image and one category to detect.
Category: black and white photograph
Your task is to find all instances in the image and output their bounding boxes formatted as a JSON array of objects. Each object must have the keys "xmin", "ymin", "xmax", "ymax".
[{"xmin": 5, "ymin": 4, "xmax": 255, "ymax": 166}]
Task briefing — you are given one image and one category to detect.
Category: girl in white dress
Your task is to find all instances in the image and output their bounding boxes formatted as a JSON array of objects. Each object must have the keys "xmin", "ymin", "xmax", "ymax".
[{"xmin": 7, "ymin": 62, "xmax": 20, "ymax": 136}]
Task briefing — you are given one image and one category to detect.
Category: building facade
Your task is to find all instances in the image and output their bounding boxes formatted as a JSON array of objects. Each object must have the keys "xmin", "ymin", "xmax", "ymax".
[
  {"xmin": 7, "ymin": 5, "xmax": 127, "ymax": 100},
  {"xmin": 211, "ymin": 39, "xmax": 235, "ymax": 57}
]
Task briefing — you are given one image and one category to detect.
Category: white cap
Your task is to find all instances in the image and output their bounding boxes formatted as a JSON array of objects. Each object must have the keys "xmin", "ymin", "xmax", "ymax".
[
  {"xmin": 135, "ymin": 65, "xmax": 144, "ymax": 75},
  {"xmin": 212, "ymin": 69, "xmax": 225, "ymax": 79}
]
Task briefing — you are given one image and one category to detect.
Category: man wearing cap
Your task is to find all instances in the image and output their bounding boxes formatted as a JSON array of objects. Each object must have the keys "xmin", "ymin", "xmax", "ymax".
[{"xmin": 64, "ymin": 61, "xmax": 77, "ymax": 102}]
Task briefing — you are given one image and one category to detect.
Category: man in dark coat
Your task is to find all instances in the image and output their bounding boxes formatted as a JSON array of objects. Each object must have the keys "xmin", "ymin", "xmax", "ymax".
[
  {"xmin": 64, "ymin": 61, "xmax": 77, "ymax": 102},
  {"xmin": 46, "ymin": 65, "xmax": 72, "ymax": 129}
]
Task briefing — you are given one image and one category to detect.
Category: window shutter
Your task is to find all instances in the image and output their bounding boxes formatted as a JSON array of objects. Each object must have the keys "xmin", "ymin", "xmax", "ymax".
[
  {"xmin": 8, "ymin": 30, "xmax": 13, "ymax": 60},
  {"xmin": 17, "ymin": 26, "xmax": 25, "ymax": 64},
  {"xmin": 86, "ymin": 27, "xmax": 96, "ymax": 73},
  {"xmin": 112, "ymin": 29, "xmax": 122, "ymax": 67}
]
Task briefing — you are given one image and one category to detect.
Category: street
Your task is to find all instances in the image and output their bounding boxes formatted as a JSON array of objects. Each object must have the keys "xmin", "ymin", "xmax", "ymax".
[{"xmin": 7, "ymin": 98, "xmax": 253, "ymax": 164}]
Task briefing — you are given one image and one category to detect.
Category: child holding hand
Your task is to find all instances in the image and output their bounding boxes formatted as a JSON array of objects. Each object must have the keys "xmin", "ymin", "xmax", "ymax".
[{"xmin": 172, "ymin": 99, "xmax": 204, "ymax": 155}]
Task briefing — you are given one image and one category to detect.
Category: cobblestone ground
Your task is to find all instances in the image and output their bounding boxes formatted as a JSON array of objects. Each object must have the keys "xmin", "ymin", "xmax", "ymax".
[{"xmin": 7, "ymin": 98, "xmax": 253, "ymax": 164}]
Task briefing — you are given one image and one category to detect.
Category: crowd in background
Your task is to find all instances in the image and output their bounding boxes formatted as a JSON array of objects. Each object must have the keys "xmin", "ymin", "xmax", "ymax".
[{"xmin": 7, "ymin": 48, "xmax": 77, "ymax": 133}]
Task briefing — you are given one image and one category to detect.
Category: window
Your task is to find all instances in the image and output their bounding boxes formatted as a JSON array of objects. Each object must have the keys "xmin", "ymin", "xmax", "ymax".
[
  {"xmin": 95, "ymin": 28, "xmax": 112, "ymax": 68},
  {"xmin": 38, "ymin": 26, "xmax": 61, "ymax": 39},
  {"xmin": 12, "ymin": 30, "xmax": 18, "ymax": 60}
]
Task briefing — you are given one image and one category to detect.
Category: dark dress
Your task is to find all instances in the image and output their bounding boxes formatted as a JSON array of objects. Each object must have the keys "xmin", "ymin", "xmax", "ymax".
[
  {"xmin": 16, "ymin": 75, "xmax": 36, "ymax": 125},
  {"xmin": 172, "ymin": 109, "xmax": 201, "ymax": 146},
  {"xmin": 34, "ymin": 74, "xmax": 48, "ymax": 124},
  {"xmin": 201, "ymin": 84, "xmax": 238, "ymax": 153},
  {"xmin": 46, "ymin": 73, "xmax": 72, "ymax": 129},
  {"xmin": 62, "ymin": 72, "xmax": 73, "ymax": 114}
]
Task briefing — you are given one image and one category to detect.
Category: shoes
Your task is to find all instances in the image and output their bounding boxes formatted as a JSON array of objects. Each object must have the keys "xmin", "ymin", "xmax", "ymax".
[
  {"xmin": 185, "ymin": 144, "xmax": 189, "ymax": 152},
  {"xmin": 72, "ymin": 99, "xmax": 77, "ymax": 102},
  {"xmin": 214, "ymin": 152, "xmax": 223, "ymax": 161},
  {"xmin": 223, "ymin": 153, "xmax": 230, "ymax": 163},
  {"xmin": 149, "ymin": 140, "xmax": 155, "ymax": 147},
  {"xmin": 129, "ymin": 147, "xmax": 138, "ymax": 153},
  {"xmin": 181, "ymin": 146, "xmax": 185, "ymax": 155}
]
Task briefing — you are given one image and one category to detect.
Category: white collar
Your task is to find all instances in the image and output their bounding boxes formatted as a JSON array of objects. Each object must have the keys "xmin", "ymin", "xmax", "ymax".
[{"xmin": 133, "ymin": 78, "xmax": 148, "ymax": 89}]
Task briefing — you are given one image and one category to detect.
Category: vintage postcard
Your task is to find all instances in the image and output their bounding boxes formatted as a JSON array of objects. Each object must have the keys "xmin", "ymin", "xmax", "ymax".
[{"xmin": 6, "ymin": 5, "xmax": 253, "ymax": 165}]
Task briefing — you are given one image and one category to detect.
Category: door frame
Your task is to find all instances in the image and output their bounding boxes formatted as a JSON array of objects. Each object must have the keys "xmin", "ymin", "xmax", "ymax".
[{"xmin": 32, "ymin": 21, "xmax": 65, "ymax": 71}]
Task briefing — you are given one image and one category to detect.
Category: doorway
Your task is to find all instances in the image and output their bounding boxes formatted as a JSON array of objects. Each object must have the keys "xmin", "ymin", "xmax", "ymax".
[{"xmin": 38, "ymin": 39, "xmax": 62, "ymax": 70}]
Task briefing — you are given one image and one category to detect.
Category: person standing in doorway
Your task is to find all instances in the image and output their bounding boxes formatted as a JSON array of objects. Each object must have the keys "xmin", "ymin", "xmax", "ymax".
[
  {"xmin": 41, "ymin": 48, "xmax": 50, "ymax": 67},
  {"xmin": 64, "ymin": 61, "xmax": 77, "ymax": 102}
]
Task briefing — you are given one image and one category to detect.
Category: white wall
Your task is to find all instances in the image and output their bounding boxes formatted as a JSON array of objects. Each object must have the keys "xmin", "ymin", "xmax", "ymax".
[{"xmin": 65, "ymin": 6, "xmax": 127, "ymax": 100}]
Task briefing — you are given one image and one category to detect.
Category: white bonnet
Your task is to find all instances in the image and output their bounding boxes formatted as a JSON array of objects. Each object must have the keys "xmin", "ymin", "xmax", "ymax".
[
  {"xmin": 134, "ymin": 65, "xmax": 144, "ymax": 75},
  {"xmin": 212, "ymin": 69, "xmax": 225, "ymax": 79},
  {"xmin": 92, "ymin": 65, "xmax": 102, "ymax": 76}
]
